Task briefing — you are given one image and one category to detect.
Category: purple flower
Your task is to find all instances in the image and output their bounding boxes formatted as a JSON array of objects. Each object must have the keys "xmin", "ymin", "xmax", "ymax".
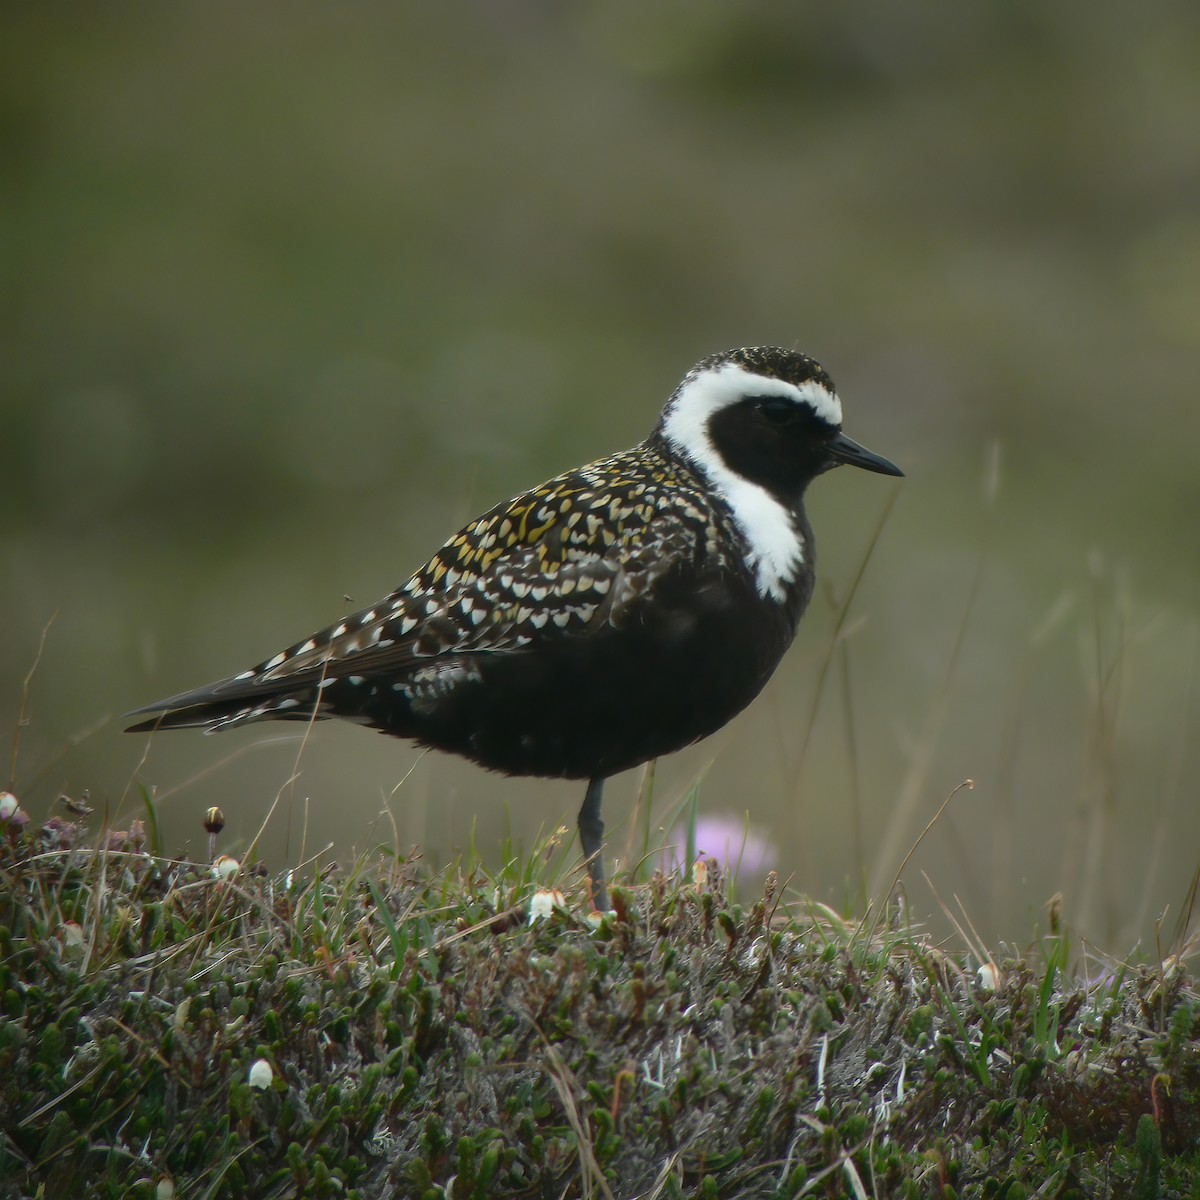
[{"xmin": 661, "ymin": 812, "xmax": 776, "ymax": 880}]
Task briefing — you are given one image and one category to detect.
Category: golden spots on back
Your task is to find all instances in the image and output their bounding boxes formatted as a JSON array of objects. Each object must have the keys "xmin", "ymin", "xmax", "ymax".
[
  {"xmin": 527, "ymin": 518, "xmax": 555, "ymax": 544},
  {"xmin": 514, "ymin": 505, "xmax": 534, "ymax": 542},
  {"xmin": 360, "ymin": 437, "xmax": 761, "ymax": 663}
]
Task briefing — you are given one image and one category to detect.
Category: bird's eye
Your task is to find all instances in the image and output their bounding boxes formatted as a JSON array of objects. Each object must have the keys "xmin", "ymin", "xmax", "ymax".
[{"xmin": 755, "ymin": 396, "xmax": 797, "ymax": 425}]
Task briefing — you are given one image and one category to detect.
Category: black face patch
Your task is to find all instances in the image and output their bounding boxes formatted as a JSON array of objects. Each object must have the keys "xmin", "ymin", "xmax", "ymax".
[{"xmin": 706, "ymin": 396, "xmax": 837, "ymax": 502}]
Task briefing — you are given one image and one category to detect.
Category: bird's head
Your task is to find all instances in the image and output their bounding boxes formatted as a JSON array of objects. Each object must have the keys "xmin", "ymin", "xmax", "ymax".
[{"xmin": 658, "ymin": 347, "xmax": 902, "ymax": 504}]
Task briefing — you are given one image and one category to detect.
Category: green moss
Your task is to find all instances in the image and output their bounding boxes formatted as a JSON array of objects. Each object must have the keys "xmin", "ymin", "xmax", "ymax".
[{"xmin": 2, "ymin": 829, "xmax": 1199, "ymax": 1197}]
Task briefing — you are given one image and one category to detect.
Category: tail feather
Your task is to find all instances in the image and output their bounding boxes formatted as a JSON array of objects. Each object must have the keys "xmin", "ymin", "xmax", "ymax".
[{"xmin": 124, "ymin": 677, "xmax": 327, "ymax": 733}]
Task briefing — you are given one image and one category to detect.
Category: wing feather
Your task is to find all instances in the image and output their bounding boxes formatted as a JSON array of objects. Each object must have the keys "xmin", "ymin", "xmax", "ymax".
[{"xmin": 126, "ymin": 445, "xmax": 716, "ymax": 731}]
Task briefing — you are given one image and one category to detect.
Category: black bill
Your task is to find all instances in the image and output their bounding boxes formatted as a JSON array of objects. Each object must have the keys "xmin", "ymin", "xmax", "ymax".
[{"xmin": 826, "ymin": 431, "xmax": 904, "ymax": 477}]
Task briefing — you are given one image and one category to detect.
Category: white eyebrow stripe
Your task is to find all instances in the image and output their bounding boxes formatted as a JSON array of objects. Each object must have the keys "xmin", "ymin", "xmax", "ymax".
[{"xmin": 663, "ymin": 362, "xmax": 842, "ymax": 441}]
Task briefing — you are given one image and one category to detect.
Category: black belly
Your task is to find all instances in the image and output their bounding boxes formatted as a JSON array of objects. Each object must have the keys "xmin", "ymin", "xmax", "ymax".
[{"xmin": 361, "ymin": 572, "xmax": 806, "ymax": 780}]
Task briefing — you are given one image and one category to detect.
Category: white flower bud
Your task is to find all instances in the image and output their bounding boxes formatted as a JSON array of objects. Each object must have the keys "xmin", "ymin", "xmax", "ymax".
[
  {"xmin": 248, "ymin": 1058, "xmax": 274, "ymax": 1090},
  {"xmin": 211, "ymin": 855, "xmax": 240, "ymax": 881},
  {"xmin": 528, "ymin": 889, "xmax": 565, "ymax": 924}
]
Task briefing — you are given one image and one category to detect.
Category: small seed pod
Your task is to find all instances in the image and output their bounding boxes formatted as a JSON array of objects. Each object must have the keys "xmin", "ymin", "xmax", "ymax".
[{"xmin": 205, "ymin": 806, "xmax": 226, "ymax": 862}]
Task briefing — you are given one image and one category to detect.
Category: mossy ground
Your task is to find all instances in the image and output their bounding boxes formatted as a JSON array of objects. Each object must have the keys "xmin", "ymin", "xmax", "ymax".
[{"xmin": 1, "ymin": 809, "xmax": 1198, "ymax": 1199}]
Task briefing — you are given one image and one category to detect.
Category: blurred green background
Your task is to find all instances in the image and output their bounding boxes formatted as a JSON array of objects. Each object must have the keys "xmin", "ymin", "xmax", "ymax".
[{"xmin": 4, "ymin": 3, "xmax": 1199, "ymax": 948}]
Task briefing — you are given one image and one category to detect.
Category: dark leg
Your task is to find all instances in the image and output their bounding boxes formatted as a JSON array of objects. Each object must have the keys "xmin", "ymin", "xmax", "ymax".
[{"xmin": 578, "ymin": 777, "xmax": 610, "ymax": 912}]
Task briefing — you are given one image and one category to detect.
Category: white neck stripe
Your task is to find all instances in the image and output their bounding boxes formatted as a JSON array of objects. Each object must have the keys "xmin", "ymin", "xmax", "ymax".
[{"xmin": 660, "ymin": 362, "xmax": 836, "ymax": 600}]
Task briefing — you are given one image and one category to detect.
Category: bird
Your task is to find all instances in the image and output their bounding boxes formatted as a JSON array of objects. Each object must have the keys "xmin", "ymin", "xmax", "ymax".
[{"xmin": 127, "ymin": 346, "xmax": 902, "ymax": 911}]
